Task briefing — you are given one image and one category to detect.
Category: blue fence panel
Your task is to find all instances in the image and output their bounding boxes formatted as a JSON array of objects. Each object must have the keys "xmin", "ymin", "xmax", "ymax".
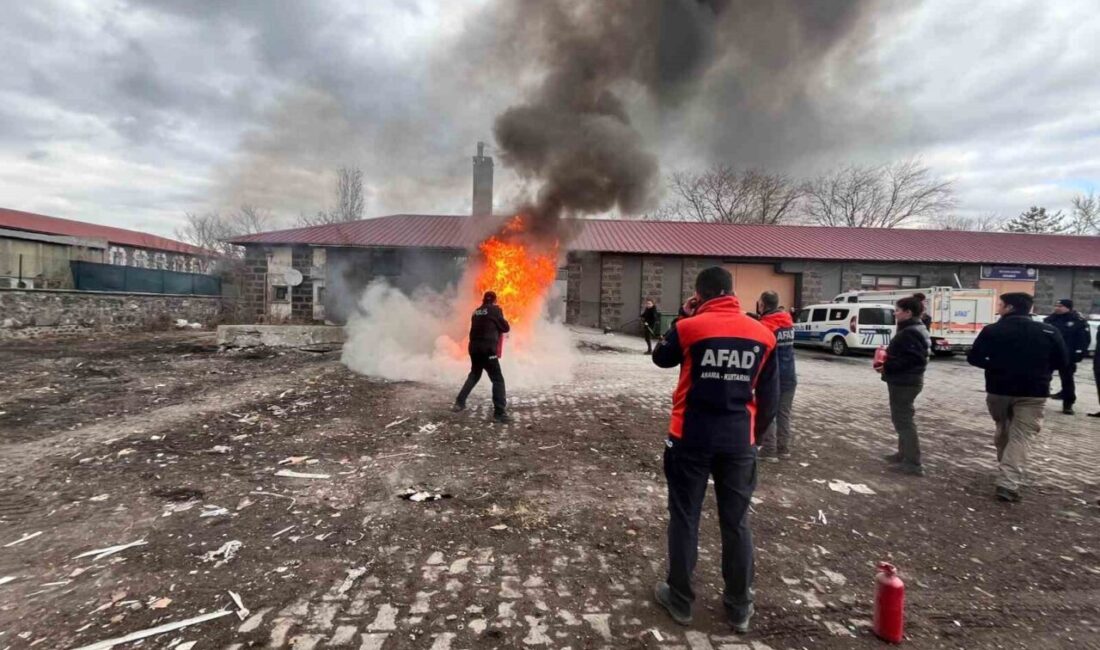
[{"xmin": 71, "ymin": 261, "xmax": 220, "ymax": 296}]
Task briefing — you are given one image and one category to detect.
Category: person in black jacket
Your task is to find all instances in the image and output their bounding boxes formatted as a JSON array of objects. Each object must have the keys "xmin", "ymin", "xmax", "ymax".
[
  {"xmin": 1044, "ymin": 298, "xmax": 1092, "ymax": 415},
  {"xmin": 1091, "ymin": 350, "xmax": 1100, "ymax": 418},
  {"xmin": 641, "ymin": 298, "xmax": 660, "ymax": 354},
  {"xmin": 967, "ymin": 292, "xmax": 1069, "ymax": 502},
  {"xmin": 452, "ymin": 291, "xmax": 512, "ymax": 423},
  {"xmin": 875, "ymin": 296, "xmax": 930, "ymax": 476}
]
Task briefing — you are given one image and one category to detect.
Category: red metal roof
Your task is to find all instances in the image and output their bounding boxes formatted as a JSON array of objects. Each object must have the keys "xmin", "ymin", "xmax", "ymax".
[
  {"xmin": 229, "ymin": 214, "xmax": 1100, "ymax": 268},
  {"xmin": 0, "ymin": 207, "xmax": 208, "ymax": 256}
]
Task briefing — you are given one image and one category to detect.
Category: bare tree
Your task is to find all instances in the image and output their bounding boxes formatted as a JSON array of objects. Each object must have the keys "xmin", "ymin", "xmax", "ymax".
[
  {"xmin": 802, "ymin": 159, "xmax": 955, "ymax": 228},
  {"xmin": 655, "ymin": 164, "xmax": 803, "ymax": 224},
  {"xmin": 176, "ymin": 204, "xmax": 277, "ymax": 258},
  {"xmin": 931, "ymin": 212, "xmax": 1004, "ymax": 232},
  {"xmin": 298, "ymin": 166, "xmax": 366, "ymax": 226},
  {"xmin": 1068, "ymin": 192, "xmax": 1100, "ymax": 235}
]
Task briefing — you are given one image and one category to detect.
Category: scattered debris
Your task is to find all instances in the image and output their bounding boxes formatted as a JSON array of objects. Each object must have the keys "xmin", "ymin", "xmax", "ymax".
[
  {"xmin": 278, "ymin": 456, "xmax": 310, "ymax": 465},
  {"xmin": 274, "ymin": 469, "xmax": 331, "ymax": 479},
  {"xmin": 827, "ymin": 480, "xmax": 876, "ymax": 496},
  {"xmin": 199, "ymin": 505, "xmax": 230, "ymax": 518},
  {"xmin": 0, "ymin": 576, "xmax": 16, "ymax": 586},
  {"xmin": 201, "ymin": 540, "xmax": 242, "ymax": 566},
  {"xmin": 228, "ymin": 590, "xmax": 250, "ymax": 621},
  {"xmin": 418, "ymin": 422, "xmax": 440, "ymax": 434},
  {"xmin": 235, "ymin": 496, "xmax": 254, "ymax": 511},
  {"xmin": 490, "ymin": 524, "xmax": 509, "ymax": 531},
  {"xmin": 89, "ymin": 494, "xmax": 110, "ymax": 502},
  {"xmin": 398, "ymin": 488, "xmax": 452, "ymax": 502},
  {"xmin": 150, "ymin": 487, "xmax": 204, "ymax": 502},
  {"xmin": 272, "ymin": 526, "xmax": 296, "ymax": 538},
  {"xmin": 74, "ymin": 539, "xmax": 147, "ymax": 561},
  {"xmin": 3, "ymin": 531, "xmax": 43, "ymax": 548},
  {"xmin": 70, "ymin": 610, "xmax": 234, "ymax": 650},
  {"xmin": 149, "ymin": 597, "xmax": 172, "ymax": 609},
  {"xmin": 208, "ymin": 445, "xmax": 232, "ymax": 454},
  {"xmin": 817, "ymin": 509, "xmax": 828, "ymax": 525},
  {"xmin": 384, "ymin": 417, "xmax": 410, "ymax": 429}
]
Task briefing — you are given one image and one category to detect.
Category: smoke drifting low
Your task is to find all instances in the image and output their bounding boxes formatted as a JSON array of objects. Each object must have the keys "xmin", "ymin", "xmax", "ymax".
[{"xmin": 342, "ymin": 280, "xmax": 575, "ymax": 390}]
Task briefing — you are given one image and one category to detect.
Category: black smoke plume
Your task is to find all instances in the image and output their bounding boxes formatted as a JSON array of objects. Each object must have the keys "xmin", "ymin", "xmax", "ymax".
[{"xmin": 489, "ymin": 0, "xmax": 875, "ymax": 240}]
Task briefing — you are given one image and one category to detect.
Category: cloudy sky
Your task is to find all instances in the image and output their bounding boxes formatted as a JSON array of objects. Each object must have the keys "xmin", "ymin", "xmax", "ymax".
[{"xmin": 1, "ymin": 0, "xmax": 1098, "ymax": 239}]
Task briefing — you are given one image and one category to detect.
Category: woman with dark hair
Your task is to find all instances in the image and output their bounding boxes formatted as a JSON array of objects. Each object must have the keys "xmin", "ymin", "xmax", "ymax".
[{"xmin": 875, "ymin": 296, "xmax": 931, "ymax": 476}]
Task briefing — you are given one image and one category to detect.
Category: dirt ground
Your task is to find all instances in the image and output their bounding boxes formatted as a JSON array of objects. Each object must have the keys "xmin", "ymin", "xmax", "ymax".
[{"xmin": 1, "ymin": 330, "xmax": 1098, "ymax": 650}]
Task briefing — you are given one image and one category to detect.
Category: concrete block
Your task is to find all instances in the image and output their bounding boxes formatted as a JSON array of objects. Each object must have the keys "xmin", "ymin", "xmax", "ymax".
[{"xmin": 216, "ymin": 324, "xmax": 346, "ymax": 349}]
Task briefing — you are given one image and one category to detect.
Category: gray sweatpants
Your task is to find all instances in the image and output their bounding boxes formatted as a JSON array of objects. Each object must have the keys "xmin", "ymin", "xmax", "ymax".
[
  {"xmin": 759, "ymin": 387, "xmax": 796, "ymax": 454},
  {"xmin": 887, "ymin": 382, "xmax": 923, "ymax": 466},
  {"xmin": 985, "ymin": 394, "xmax": 1045, "ymax": 492}
]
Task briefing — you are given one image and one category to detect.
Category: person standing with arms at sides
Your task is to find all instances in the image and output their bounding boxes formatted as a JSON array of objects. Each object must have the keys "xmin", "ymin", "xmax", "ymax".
[
  {"xmin": 755, "ymin": 291, "xmax": 797, "ymax": 462},
  {"xmin": 641, "ymin": 298, "xmax": 660, "ymax": 354},
  {"xmin": 1044, "ymin": 299, "xmax": 1091, "ymax": 415},
  {"xmin": 650, "ymin": 267, "xmax": 778, "ymax": 633},
  {"xmin": 452, "ymin": 291, "xmax": 512, "ymax": 424},
  {"xmin": 876, "ymin": 297, "xmax": 931, "ymax": 476},
  {"xmin": 967, "ymin": 293, "xmax": 1068, "ymax": 502}
]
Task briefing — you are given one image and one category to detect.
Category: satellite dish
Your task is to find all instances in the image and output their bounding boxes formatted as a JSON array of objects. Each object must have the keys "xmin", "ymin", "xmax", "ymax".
[{"xmin": 284, "ymin": 268, "xmax": 304, "ymax": 287}]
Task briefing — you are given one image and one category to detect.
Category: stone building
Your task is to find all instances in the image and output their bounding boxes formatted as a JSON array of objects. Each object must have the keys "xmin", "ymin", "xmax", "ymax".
[
  {"xmin": 0, "ymin": 207, "xmax": 213, "ymax": 289},
  {"xmin": 229, "ymin": 214, "xmax": 1100, "ymax": 326}
]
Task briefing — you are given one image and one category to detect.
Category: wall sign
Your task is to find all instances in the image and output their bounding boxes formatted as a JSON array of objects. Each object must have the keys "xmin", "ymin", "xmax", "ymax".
[{"xmin": 980, "ymin": 265, "xmax": 1038, "ymax": 281}]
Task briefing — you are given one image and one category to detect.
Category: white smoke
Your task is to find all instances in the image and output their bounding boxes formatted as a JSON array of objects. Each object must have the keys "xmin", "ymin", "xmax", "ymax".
[{"xmin": 341, "ymin": 279, "xmax": 575, "ymax": 389}]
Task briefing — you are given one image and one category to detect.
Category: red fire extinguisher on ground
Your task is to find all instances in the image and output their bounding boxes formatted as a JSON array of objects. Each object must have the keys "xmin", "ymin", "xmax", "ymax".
[{"xmin": 874, "ymin": 562, "xmax": 905, "ymax": 643}]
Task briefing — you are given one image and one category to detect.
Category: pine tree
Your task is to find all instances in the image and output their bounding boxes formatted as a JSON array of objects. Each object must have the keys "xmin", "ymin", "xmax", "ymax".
[{"xmin": 1002, "ymin": 206, "xmax": 1066, "ymax": 234}]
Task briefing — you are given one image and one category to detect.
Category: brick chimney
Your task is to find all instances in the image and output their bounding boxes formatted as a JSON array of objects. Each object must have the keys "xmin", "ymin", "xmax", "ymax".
[{"xmin": 472, "ymin": 141, "xmax": 493, "ymax": 217}]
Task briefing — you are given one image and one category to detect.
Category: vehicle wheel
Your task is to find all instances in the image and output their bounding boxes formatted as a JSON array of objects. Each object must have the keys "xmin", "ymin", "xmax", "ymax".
[{"xmin": 830, "ymin": 337, "xmax": 849, "ymax": 356}]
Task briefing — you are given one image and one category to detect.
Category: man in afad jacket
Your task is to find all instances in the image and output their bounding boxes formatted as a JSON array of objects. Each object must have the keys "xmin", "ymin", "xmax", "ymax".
[
  {"xmin": 754, "ymin": 290, "xmax": 797, "ymax": 462},
  {"xmin": 1045, "ymin": 298, "xmax": 1092, "ymax": 415},
  {"xmin": 968, "ymin": 292, "xmax": 1068, "ymax": 502},
  {"xmin": 452, "ymin": 291, "xmax": 512, "ymax": 423},
  {"xmin": 650, "ymin": 267, "xmax": 778, "ymax": 633}
]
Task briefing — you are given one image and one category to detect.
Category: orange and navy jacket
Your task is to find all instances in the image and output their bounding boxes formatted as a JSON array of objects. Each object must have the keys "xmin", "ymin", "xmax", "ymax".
[
  {"xmin": 653, "ymin": 295, "xmax": 779, "ymax": 451},
  {"xmin": 758, "ymin": 310, "xmax": 797, "ymax": 391}
]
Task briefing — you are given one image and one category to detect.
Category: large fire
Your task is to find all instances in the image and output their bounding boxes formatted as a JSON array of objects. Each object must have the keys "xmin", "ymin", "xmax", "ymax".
[{"xmin": 472, "ymin": 216, "xmax": 559, "ymax": 331}]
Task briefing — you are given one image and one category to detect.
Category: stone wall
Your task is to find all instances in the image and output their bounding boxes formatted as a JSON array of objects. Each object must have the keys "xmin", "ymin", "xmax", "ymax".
[
  {"xmin": 290, "ymin": 245, "xmax": 315, "ymax": 320},
  {"xmin": 0, "ymin": 288, "xmax": 223, "ymax": 339},
  {"xmin": 237, "ymin": 247, "xmax": 269, "ymax": 321},
  {"xmin": 1070, "ymin": 267, "xmax": 1100, "ymax": 315},
  {"xmin": 599, "ymin": 255, "xmax": 625, "ymax": 329}
]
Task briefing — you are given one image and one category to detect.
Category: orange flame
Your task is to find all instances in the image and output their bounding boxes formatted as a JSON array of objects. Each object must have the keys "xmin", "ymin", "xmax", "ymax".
[{"xmin": 473, "ymin": 216, "xmax": 558, "ymax": 329}]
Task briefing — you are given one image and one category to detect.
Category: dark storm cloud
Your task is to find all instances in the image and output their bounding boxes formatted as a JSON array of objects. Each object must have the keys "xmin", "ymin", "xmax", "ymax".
[{"xmin": 0, "ymin": 0, "xmax": 1098, "ymax": 236}]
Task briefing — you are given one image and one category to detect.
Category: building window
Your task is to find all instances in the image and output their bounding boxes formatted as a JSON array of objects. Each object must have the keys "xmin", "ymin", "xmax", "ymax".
[
  {"xmin": 273, "ymin": 286, "xmax": 289, "ymax": 302},
  {"xmin": 860, "ymin": 274, "xmax": 919, "ymax": 289},
  {"xmin": 110, "ymin": 247, "xmax": 127, "ymax": 265},
  {"xmin": 373, "ymin": 250, "xmax": 401, "ymax": 276}
]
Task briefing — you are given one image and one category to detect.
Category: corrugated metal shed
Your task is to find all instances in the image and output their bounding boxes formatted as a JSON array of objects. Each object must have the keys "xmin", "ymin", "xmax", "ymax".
[
  {"xmin": 0, "ymin": 207, "xmax": 209, "ymax": 256},
  {"xmin": 229, "ymin": 214, "xmax": 1100, "ymax": 268}
]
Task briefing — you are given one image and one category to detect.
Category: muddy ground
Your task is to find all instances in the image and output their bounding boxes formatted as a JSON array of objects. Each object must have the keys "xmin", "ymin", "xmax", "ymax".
[{"xmin": 0, "ymin": 331, "xmax": 1098, "ymax": 650}]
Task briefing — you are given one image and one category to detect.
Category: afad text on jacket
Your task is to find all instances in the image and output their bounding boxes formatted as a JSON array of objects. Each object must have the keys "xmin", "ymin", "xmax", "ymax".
[
  {"xmin": 759, "ymin": 309, "xmax": 797, "ymax": 391},
  {"xmin": 653, "ymin": 295, "xmax": 779, "ymax": 451}
]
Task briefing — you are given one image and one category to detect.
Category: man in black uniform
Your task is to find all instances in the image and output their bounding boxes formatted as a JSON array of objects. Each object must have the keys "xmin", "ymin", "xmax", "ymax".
[
  {"xmin": 1045, "ymin": 298, "xmax": 1092, "ymax": 415},
  {"xmin": 452, "ymin": 291, "xmax": 512, "ymax": 423}
]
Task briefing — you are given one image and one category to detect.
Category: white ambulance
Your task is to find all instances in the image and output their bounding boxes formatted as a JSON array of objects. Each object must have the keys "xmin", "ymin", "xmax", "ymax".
[
  {"xmin": 833, "ymin": 287, "xmax": 996, "ymax": 355},
  {"xmin": 793, "ymin": 303, "xmax": 896, "ymax": 356}
]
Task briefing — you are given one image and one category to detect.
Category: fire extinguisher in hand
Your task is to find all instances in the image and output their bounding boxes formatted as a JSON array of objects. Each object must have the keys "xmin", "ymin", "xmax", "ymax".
[{"xmin": 874, "ymin": 562, "xmax": 905, "ymax": 644}]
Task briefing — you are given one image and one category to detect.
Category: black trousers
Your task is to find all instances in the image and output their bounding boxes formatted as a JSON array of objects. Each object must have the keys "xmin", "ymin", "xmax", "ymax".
[
  {"xmin": 643, "ymin": 323, "xmax": 658, "ymax": 352},
  {"xmin": 664, "ymin": 443, "xmax": 756, "ymax": 621},
  {"xmin": 455, "ymin": 352, "xmax": 506, "ymax": 415},
  {"xmin": 1057, "ymin": 362, "xmax": 1077, "ymax": 407}
]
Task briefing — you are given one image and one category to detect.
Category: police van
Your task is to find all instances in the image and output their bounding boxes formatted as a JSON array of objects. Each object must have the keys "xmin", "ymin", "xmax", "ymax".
[{"xmin": 793, "ymin": 302, "xmax": 896, "ymax": 356}]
